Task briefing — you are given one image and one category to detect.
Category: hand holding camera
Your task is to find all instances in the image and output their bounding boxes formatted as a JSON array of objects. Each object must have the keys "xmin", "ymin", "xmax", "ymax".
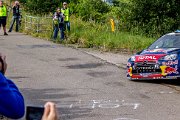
[
  {"xmin": 42, "ymin": 102, "xmax": 58, "ymax": 120},
  {"xmin": 26, "ymin": 102, "xmax": 58, "ymax": 120}
]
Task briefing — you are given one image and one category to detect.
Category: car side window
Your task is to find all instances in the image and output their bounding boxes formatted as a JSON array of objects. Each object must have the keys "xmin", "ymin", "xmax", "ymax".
[
  {"xmin": 172, "ymin": 38, "xmax": 180, "ymax": 48},
  {"xmin": 162, "ymin": 39, "xmax": 173, "ymax": 48},
  {"xmin": 154, "ymin": 40, "xmax": 163, "ymax": 48},
  {"xmin": 148, "ymin": 34, "xmax": 180, "ymax": 49}
]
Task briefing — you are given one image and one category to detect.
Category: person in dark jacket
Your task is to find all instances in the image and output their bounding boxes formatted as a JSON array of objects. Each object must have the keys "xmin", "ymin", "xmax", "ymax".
[
  {"xmin": 53, "ymin": 8, "xmax": 64, "ymax": 41},
  {"xmin": 0, "ymin": 53, "xmax": 25, "ymax": 119},
  {"xmin": 8, "ymin": 0, "xmax": 21, "ymax": 32}
]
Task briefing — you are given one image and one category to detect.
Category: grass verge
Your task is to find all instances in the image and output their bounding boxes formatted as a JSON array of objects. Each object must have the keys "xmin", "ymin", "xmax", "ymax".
[{"xmin": 7, "ymin": 14, "xmax": 156, "ymax": 53}]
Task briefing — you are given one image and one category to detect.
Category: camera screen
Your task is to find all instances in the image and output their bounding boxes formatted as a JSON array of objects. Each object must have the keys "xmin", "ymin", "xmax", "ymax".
[{"xmin": 26, "ymin": 106, "xmax": 44, "ymax": 120}]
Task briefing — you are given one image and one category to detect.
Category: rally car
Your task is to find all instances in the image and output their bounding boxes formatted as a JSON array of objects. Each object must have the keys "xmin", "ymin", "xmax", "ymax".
[{"xmin": 127, "ymin": 30, "xmax": 180, "ymax": 80}]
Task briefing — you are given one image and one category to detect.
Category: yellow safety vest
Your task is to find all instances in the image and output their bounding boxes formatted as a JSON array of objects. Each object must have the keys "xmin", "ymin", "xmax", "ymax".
[
  {"xmin": 61, "ymin": 8, "xmax": 70, "ymax": 22},
  {"xmin": 0, "ymin": 5, "xmax": 7, "ymax": 17}
]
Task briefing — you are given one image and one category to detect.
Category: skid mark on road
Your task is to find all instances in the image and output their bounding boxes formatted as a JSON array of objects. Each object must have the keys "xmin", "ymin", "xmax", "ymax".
[
  {"xmin": 7, "ymin": 76, "xmax": 29, "ymax": 80},
  {"xmin": 58, "ymin": 58, "xmax": 79, "ymax": 61},
  {"xmin": 17, "ymin": 44, "xmax": 58, "ymax": 49},
  {"xmin": 66, "ymin": 63, "xmax": 103, "ymax": 69},
  {"xmin": 87, "ymin": 71, "xmax": 113, "ymax": 78},
  {"xmin": 105, "ymin": 82, "xmax": 125, "ymax": 87},
  {"xmin": 113, "ymin": 118, "xmax": 139, "ymax": 120},
  {"xmin": 161, "ymin": 83, "xmax": 180, "ymax": 93}
]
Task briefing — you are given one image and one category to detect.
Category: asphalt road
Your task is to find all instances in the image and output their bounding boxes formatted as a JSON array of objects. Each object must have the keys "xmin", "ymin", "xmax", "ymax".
[{"xmin": 1, "ymin": 32, "xmax": 180, "ymax": 120}]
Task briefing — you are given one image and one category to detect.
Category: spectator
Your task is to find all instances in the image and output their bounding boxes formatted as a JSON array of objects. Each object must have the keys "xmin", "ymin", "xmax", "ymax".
[
  {"xmin": 53, "ymin": 8, "xmax": 64, "ymax": 41},
  {"xmin": 42, "ymin": 102, "xmax": 58, "ymax": 120},
  {"xmin": 0, "ymin": 53, "xmax": 25, "ymax": 119},
  {"xmin": 61, "ymin": 2, "xmax": 70, "ymax": 32},
  {"xmin": 8, "ymin": 0, "xmax": 21, "ymax": 32},
  {"xmin": 0, "ymin": 0, "xmax": 8, "ymax": 35},
  {"xmin": 0, "ymin": 54, "xmax": 57, "ymax": 120}
]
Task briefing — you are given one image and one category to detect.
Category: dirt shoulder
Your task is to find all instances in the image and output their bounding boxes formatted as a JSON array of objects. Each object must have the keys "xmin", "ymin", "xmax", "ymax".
[{"xmin": 79, "ymin": 48, "xmax": 132, "ymax": 69}]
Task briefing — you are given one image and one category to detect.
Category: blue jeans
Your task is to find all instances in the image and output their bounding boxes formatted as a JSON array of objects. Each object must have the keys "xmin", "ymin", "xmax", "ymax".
[
  {"xmin": 53, "ymin": 24, "xmax": 64, "ymax": 40},
  {"xmin": 64, "ymin": 21, "xmax": 70, "ymax": 31},
  {"xmin": 9, "ymin": 16, "xmax": 20, "ymax": 32}
]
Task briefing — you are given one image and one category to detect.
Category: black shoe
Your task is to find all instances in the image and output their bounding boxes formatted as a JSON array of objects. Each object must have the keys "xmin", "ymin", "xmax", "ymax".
[
  {"xmin": 8, "ymin": 30, "xmax": 11, "ymax": 32},
  {"xmin": 4, "ymin": 32, "xmax": 8, "ymax": 35}
]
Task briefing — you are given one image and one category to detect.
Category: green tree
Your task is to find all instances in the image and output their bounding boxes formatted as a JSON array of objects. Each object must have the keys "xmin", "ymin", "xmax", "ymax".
[
  {"xmin": 130, "ymin": 0, "xmax": 180, "ymax": 36},
  {"xmin": 76, "ymin": 0, "xmax": 110, "ymax": 22},
  {"xmin": 23, "ymin": 0, "xmax": 60, "ymax": 14}
]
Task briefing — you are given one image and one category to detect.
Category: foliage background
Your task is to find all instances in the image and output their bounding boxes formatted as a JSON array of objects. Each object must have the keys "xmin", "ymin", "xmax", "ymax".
[
  {"xmin": 18, "ymin": 0, "xmax": 179, "ymax": 37},
  {"xmin": 5, "ymin": 0, "xmax": 179, "ymax": 52},
  {"xmin": 130, "ymin": 0, "xmax": 180, "ymax": 37}
]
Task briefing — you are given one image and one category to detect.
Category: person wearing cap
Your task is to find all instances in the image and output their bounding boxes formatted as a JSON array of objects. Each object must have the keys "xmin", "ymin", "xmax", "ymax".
[
  {"xmin": 0, "ymin": 53, "xmax": 25, "ymax": 119},
  {"xmin": 61, "ymin": 2, "xmax": 70, "ymax": 32},
  {"xmin": 0, "ymin": 0, "xmax": 8, "ymax": 35},
  {"xmin": 8, "ymin": 0, "xmax": 21, "ymax": 32}
]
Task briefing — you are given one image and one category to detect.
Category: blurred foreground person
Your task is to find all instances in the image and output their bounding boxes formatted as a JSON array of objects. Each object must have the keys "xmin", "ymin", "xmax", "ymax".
[{"xmin": 0, "ymin": 53, "xmax": 25, "ymax": 119}]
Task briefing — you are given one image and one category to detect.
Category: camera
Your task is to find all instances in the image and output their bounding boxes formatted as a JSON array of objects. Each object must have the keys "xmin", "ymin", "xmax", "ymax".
[{"xmin": 26, "ymin": 106, "xmax": 44, "ymax": 120}]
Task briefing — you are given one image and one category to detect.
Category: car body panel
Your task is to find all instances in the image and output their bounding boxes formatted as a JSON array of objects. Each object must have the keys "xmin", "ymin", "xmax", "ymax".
[{"xmin": 127, "ymin": 31, "xmax": 180, "ymax": 80}]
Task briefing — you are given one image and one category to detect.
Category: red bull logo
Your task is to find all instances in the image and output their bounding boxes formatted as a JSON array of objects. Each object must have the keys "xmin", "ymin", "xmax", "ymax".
[{"xmin": 165, "ymin": 66, "xmax": 178, "ymax": 74}]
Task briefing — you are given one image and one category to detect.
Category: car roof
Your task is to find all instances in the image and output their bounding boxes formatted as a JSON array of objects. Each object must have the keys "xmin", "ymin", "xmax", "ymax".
[{"xmin": 166, "ymin": 30, "xmax": 180, "ymax": 36}]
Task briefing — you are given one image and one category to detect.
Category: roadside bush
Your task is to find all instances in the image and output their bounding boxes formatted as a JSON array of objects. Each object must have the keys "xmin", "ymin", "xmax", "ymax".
[
  {"xmin": 75, "ymin": 0, "xmax": 110, "ymax": 22},
  {"xmin": 129, "ymin": 0, "xmax": 180, "ymax": 37},
  {"xmin": 21, "ymin": 0, "xmax": 61, "ymax": 14}
]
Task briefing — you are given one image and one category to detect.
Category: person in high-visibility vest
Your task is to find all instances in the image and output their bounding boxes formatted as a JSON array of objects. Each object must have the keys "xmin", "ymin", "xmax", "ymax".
[
  {"xmin": 0, "ymin": 0, "xmax": 8, "ymax": 35},
  {"xmin": 61, "ymin": 2, "xmax": 70, "ymax": 32}
]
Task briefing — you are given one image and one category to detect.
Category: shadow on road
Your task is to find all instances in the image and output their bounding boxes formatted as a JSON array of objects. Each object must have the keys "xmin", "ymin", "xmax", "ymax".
[
  {"xmin": 60, "ymin": 107, "xmax": 95, "ymax": 120},
  {"xmin": 133, "ymin": 79, "xmax": 180, "ymax": 87},
  {"xmin": 66, "ymin": 63, "xmax": 103, "ymax": 69},
  {"xmin": 17, "ymin": 44, "xmax": 58, "ymax": 49},
  {"xmin": 21, "ymin": 88, "xmax": 71, "ymax": 105},
  {"xmin": 21, "ymin": 88, "xmax": 94, "ymax": 120}
]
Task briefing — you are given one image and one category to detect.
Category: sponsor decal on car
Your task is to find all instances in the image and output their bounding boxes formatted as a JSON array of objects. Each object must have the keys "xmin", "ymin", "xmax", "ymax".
[
  {"xmin": 165, "ymin": 66, "xmax": 179, "ymax": 74},
  {"xmin": 127, "ymin": 67, "xmax": 132, "ymax": 77},
  {"xmin": 140, "ymin": 73, "xmax": 152, "ymax": 77},
  {"xmin": 135, "ymin": 55, "xmax": 165, "ymax": 62},
  {"xmin": 162, "ymin": 60, "xmax": 178, "ymax": 66},
  {"xmin": 160, "ymin": 65, "xmax": 179, "ymax": 75}
]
